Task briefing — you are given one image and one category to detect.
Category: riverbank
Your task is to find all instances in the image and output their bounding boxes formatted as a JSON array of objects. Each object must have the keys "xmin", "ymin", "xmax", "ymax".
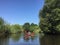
[{"xmin": 43, "ymin": 31, "xmax": 60, "ymax": 35}]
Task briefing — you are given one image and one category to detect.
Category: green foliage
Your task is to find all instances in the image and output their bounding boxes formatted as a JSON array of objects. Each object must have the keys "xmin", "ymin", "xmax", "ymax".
[
  {"xmin": 23, "ymin": 22, "xmax": 30, "ymax": 31},
  {"xmin": 0, "ymin": 17, "xmax": 5, "ymax": 25},
  {"xmin": 30, "ymin": 23, "xmax": 38, "ymax": 32},
  {"xmin": 0, "ymin": 17, "xmax": 22, "ymax": 34},
  {"xmin": 39, "ymin": 0, "xmax": 60, "ymax": 34},
  {"xmin": 10, "ymin": 24, "xmax": 21, "ymax": 33},
  {"xmin": 0, "ymin": 17, "xmax": 5, "ymax": 32},
  {"xmin": 23, "ymin": 23, "xmax": 40, "ymax": 32},
  {"xmin": 0, "ymin": 17, "xmax": 11, "ymax": 33},
  {"xmin": 4, "ymin": 24, "xmax": 11, "ymax": 33}
]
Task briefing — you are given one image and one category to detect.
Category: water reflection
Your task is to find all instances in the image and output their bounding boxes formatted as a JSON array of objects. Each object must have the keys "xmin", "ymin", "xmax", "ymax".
[
  {"xmin": 0, "ymin": 33, "xmax": 60, "ymax": 45},
  {"xmin": 0, "ymin": 33, "xmax": 40, "ymax": 45},
  {"xmin": 10, "ymin": 34, "xmax": 21, "ymax": 42},
  {"xmin": 40, "ymin": 34, "xmax": 60, "ymax": 45},
  {"xmin": 23, "ymin": 33, "xmax": 36, "ymax": 42},
  {"xmin": 31, "ymin": 36, "xmax": 35, "ymax": 41},
  {"xmin": 0, "ymin": 35, "xmax": 9, "ymax": 45}
]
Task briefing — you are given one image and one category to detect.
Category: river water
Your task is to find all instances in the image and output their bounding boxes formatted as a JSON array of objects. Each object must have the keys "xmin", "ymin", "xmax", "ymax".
[{"xmin": 0, "ymin": 33, "xmax": 60, "ymax": 45}]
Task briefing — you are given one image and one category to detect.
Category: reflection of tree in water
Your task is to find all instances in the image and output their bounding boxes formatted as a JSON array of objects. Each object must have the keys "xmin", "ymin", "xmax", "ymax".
[
  {"xmin": 11, "ymin": 33, "xmax": 21, "ymax": 42},
  {"xmin": 40, "ymin": 34, "xmax": 60, "ymax": 45},
  {"xmin": 0, "ymin": 35, "xmax": 9, "ymax": 45},
  {"xmin": 23, "ymin": 33, "xmax": 36, "ymax": 42},
  {"xmin": 23, "ymin": 33, "xmax": 30, "ymax": 42},
  {"xmin": 31, "ymin": 36, "xmax": 35, "ymax": 41},
  {"xmin": 24, "ymin": 37, "xmax": 29, "ymax": 42}
]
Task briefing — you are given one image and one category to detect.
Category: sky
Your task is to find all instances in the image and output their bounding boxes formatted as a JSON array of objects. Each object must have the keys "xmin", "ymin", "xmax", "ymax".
[{"xmin": 0, "ymin": 0, "xmax": 44, "ymax": 25}]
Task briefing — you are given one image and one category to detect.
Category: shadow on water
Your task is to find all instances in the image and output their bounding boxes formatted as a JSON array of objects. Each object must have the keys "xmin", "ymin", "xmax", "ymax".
[{"xmin": 40, "ymin": 34, "xmax": 60, "ymax": 45}]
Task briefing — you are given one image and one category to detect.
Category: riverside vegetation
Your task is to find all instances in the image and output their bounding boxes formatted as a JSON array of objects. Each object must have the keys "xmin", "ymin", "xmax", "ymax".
[
  {"xmin": 39, "ymin": 0, "xmax": 60, "ymax": 34},
  {"xmin": 0, "ymin": 17, "xmax": 40, "ymax": 36}
]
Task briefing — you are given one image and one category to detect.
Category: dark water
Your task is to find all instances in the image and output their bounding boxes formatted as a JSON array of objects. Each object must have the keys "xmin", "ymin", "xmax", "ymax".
[
  {"xmin": 40, "ymin": 34, "xmax": 60, "ymax": 45},
  {"xmin": 0, "ymin": 33, "xmax": 60, "ymax": 45}
]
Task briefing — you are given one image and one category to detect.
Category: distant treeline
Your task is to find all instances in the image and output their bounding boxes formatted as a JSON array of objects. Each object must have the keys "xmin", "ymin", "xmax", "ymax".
[{"xmin": 0, "ymin": 17, "xmax": 40, "ymax": 35}]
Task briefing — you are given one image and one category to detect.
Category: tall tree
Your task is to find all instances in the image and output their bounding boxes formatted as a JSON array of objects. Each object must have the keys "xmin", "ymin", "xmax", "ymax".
[{"xmin": 39, "ymin": 0, "xmax": 60, "ymax": 34}]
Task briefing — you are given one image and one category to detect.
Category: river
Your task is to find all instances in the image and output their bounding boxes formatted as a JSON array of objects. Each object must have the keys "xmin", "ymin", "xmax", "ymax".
[{"xmin": 0, "ymin": 33, "xmax": 60, "ymax": 45}]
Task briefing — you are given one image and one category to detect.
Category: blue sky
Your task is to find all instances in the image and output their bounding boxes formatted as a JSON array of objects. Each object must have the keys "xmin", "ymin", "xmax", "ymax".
[{"xmin": 0, "ymin": 0, "xmax": 44, "ymax": 25}]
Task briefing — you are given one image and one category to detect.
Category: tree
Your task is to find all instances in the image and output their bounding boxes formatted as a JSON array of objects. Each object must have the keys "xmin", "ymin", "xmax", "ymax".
[
  {"xmin": 10, "ymin": 24, "xmax": 21, "ymax": 33},
  {"xmin": 30, "ymin": 23, "xmax": 38, "ymax": 32},
  {"xmin": 0, "ymin": 17, "xmax": 11, "ymax": 34},
  {"xmin": 4, "ymin": 24, "xmax": 11, "ymax": 33},
  {"xmin": 23, "ymin": 23, "xmax": 30, "ymax": 32},
  {"xmin": 0, "ymin": 17, "xmax": 5, "ymax": 32},
  {"xmin": 39, "ymin": 0, "xmax": 60, "ymax": 34}
]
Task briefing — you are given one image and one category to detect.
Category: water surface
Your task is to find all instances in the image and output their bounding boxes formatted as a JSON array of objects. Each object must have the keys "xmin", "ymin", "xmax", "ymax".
[
  {"xmin": 40, "ymin": 34, "xmax": 60, "ymax": 45},
  {"xmin": 0, "ymin": 33, "xmax": 40, "ymax": 45},
  {"xmin": 0, "ymin": 33, "xmax": 60, "ymax": 45}
]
